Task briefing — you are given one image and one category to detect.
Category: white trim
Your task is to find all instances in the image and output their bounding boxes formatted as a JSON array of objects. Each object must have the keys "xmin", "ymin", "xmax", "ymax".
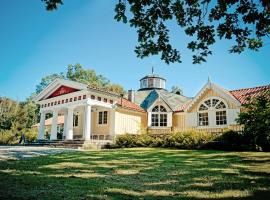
[
  {"xmin": 185, "ymin": 81, "xmax": 241, "ymax": 112},
  {"xmin": 34, "ymin": 78, "xmax": 88, "ymax": 102}
]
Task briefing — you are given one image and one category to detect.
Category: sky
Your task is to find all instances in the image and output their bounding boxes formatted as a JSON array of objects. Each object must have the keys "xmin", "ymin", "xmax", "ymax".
[{"xmin": 0, "ymin": 0, "xmax": 269, "ymax": 101}]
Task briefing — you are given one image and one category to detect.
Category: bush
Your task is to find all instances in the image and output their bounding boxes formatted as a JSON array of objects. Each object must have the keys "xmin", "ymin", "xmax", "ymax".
[
  {"xmin": 169, "ymin": 130, "xmax": 214, "ymax": 149},
  {"xmin": 115, "ymin": 130, "xmax": 215, "ymax": 149},
  {"xmin": 24, "ymin": 129, "xmax": 38, "ymax": 143},
  {"xmin": 0, "ymin": 129, "xmax": 18, "ymax": 144},
  {"xmin": 205, "ymin": 130, "xmax": 253, "ymax": 151}
]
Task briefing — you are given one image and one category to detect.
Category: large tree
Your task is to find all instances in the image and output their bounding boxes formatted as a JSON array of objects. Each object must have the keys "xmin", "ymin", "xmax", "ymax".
[
  {"xmin": 237, "ymin": 90, "xmax": 270, "ymax": 151},
  {"xmin": 35, "ymin": 64, "xmax": 125, "ymax": 95},
  {"xmin": 42, "ymin": 0, "xmax": 270, "ymax": 64}
]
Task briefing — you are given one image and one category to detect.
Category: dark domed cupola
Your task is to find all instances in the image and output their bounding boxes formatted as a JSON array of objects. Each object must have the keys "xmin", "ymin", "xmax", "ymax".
[{"xmin": 138, "ymin": 68, "xmax": 166, "ymax": 91}]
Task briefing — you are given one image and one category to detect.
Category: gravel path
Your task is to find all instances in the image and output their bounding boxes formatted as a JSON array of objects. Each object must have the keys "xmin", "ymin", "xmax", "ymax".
[{"xmin": 0, "ymin": 146, "xmax": 76, "ymax": 161}]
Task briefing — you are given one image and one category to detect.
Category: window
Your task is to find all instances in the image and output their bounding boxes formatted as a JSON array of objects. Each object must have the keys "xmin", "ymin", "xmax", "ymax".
[
  {"xmin": 91, "ymin": 95, "xmax": 95, "ymax": 100},
  {"xmin": 151, "ymin": 105, "xmax": 168, "ymax": 127},
  {"xmin": 74, "ymin": 97, "xmax": 77, "ymax": 101},
  {"xmin": 216, "ymin": 111, "xmax": 227, "ymax": 125},
  {"xmin": 73, "ymin": 114, "xmax": 79, "ymax": 127},
  {"xmin": 97, "ymin": 97, "xmax": 101, "ymax": 101},
  {"xmin": 198, "ymin": 98, "xmax": 227, "ymax": 126},
  {"xmin": 199, "ymin": 113, "xmax": 209, "ymax": 126},
  {"xmin": 78, "ymin": 96, "xmax": 81, "ymax": 100},
  {"xmin": 148, "ymin": 78, "xmax": 154, "ymax": 87},
  {"xmin": 98, "ymin": 111, "xmax": 108, "ymax": 125}
]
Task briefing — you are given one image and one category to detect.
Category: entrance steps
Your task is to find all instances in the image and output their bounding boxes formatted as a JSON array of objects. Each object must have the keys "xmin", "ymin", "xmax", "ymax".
[{"xmin": 29, "ymin": 139, "xmax": 112, "ymax": 149}]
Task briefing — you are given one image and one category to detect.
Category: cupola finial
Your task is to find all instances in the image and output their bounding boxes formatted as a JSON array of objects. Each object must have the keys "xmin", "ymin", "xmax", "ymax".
[{"xmin": 151, "ymin": 66, "xmax": 154, "ymax": 74}]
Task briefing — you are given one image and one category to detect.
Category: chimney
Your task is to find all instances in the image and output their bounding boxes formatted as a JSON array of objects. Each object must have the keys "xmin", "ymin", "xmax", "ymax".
[{"xmin": 128, "ymin": 89, "xmax": 135, "ymax": 102}]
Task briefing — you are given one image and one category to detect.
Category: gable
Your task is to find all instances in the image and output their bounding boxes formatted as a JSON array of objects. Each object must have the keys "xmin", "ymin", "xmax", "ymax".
[
  {"xmin": 47, "ymin": 86, "xmax": 79, "ymax": 99},
  {"xmin": 186, "ymin": 82, "xmax": 241, "ymax": 112},
  {"xmin": 34, "ymin": 78, "xmax": 88, "ymax": 102}
]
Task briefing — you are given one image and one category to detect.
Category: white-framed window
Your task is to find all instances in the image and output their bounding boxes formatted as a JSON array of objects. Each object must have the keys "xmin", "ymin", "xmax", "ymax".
[
  {"xmin": 73, "ymin": 114, "xmax": 79, "ymax": 127},
  {"xmin": 198, "ymin": 113, "xmax": 209, "ymax": 126},
  {"xmin": 98, "ymin": 111, "xmax": 108, "ymax": 125},
  {"xmin": 216, "ymin": 110, "xmax": 227, "ymax": 125},
  {"xmin": 198, "ymin": 98, "xmax": 227, "ymax": 126},
  {"xmin": 151, "ymin": 105, "xmax": 168, "ymax": 127}
]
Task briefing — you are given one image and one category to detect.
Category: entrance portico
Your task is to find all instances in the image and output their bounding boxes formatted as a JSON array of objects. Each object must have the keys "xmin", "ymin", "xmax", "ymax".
[{"xmin": 34, "ymin": 78, "xmax": 119, "ymax": 141}]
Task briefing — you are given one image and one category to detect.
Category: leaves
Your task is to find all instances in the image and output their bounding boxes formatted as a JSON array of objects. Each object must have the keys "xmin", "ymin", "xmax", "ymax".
[{"xmin": 41, "ymin": 0, "xmax": 270, "ymax": 64}]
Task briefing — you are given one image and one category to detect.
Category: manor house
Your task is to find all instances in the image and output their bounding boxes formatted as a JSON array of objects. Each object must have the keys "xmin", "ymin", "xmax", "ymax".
[{"xmin": 34, "ymin": 72, "xmax": 269, "ymax": 141}]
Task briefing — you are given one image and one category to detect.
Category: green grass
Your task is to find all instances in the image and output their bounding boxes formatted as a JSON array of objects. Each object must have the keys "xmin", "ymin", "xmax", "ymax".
[{"xmin": 0, "ymin": 148, "xmax": 270, "ymax": 200}]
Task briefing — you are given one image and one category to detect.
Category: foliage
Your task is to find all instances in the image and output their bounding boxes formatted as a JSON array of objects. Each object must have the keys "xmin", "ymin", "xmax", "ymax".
[
  {"xmin": 0, "ymin": 129, "xmax": 18, "ymax": 144},
  {"xmin": 42, "ymin": 0, "xmax": 270, "ymax": 64},
  {"xmin": 36, "ymin": 73, "xmax": 65, "ymax": 94},
  {"xmin": 35, "ymin": 64, "xmax": 125, "ymax": 95},
  {"xmin": 24, "ymin": 128, "xmax": 38, "ymax": 143},
  {"xmin": 237, "ymin": 91, "xmax": 270, "ymax": 151},
  {"xmin": 115, "ymin": 130, "xmax": 214, "ymax": 149}
]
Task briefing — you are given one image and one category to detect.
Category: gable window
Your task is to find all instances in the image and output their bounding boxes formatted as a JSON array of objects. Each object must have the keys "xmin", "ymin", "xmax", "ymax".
[
  {"xmin": 198, "ymin": 98, "xmax": 227, "ymax": 126},
  {"xmin": 151, "ymin": 105, "xmax": 167, "ymax": 127},
  {"xmin": 98, "ymin": 111, "xmax": 108, "ymax": 125},
  {"xmin": 73, "ymin": 114, "xmax": 79, "ymax": 127}
]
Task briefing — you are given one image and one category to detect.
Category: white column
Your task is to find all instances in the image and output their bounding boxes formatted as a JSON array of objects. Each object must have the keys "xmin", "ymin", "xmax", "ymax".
[
  {"xmin": 50, "ymin": 110, "xmax": 58, "ymax": 140},
  {"xmin": 63, "ymin": 111, "xmax": 68, "ymax": 140},
  {"xmin": 83, "ymin": 104, "xmax": 91, "ymax": 140},
  {"xmin": 109, "ymin": 109, "xmax": 115, "ymax": 140},
  {"xmin": 38, "ymin": 112, "xmax": 46, "ymax": 140},
  {"xmin": 147, "ymin": 112, "xmax": 152, "ymax": 127},
  {"xmin": 66, "ymin": 107, "xmax": 74, "ymax": 140}
]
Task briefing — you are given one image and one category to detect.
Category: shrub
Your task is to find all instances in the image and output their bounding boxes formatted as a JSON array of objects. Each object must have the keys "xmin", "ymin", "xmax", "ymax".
[
  {"xmin": 114, "ymin": 130, "xmax": 215, "ymax": 149},
  {"xmin": 169, "ymin": 130, "xmax": 214, "ymax": 149},
  {"xmin": 24, "ymin": 129, "xmax": 38, "ymax": 142},
  {"xmin": 0, "ymin": 129, "xmax": 18, "ymax": 144},
  {"xmin": 115, "ymin": 134, "xmax": 137, "ymax": 148}
]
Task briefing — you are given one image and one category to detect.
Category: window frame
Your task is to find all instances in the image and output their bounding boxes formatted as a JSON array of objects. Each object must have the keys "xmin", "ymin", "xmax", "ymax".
[
  {"xmin": 73, "ymin": 114, "xmax": 79, "ymax": 127},
  {"xmin": 150, "ymin": 105, "xmax": 168, "ymax": 127},
  {"xmin": 98, "ymin": 111, "xmax": 108, "ymax": 125},
  {"xmin": 197, "ymin": 97, "xmax": 228, "ymax": 127}
]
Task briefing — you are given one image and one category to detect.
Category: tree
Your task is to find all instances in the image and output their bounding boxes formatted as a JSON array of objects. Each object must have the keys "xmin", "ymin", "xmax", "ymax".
[
  {"xmin": 237, "ymin": 90, "xmax": 270, "ymax": 151},
  {"xmin": 35, "ymin": 64, "xmax": 125, "ymax": 95},
  {"xmin": 42, "ymin": 0, "xmax": 270, "ymax": 64},
  {"xmin": 171, "ymin": 85, "xmax": 183, "ymax": 95},
  {"xmin": 36, "ymin": 73, "xmax": 65, "ymax": 94}
]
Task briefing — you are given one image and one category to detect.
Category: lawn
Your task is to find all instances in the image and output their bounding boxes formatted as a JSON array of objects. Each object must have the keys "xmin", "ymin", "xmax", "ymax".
[{"xmin": 0, "ymin": 148, "xmax": 270, "ymax": 200}]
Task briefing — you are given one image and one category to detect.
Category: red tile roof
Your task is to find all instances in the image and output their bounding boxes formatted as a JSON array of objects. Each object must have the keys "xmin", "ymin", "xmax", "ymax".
[
  {"xmin": 116, "ymin": 98, "xmax": 146, "ymax": 113},
  {"xmin": 230, "ymin": 85, "xmax": 270, "ymax": 104}
]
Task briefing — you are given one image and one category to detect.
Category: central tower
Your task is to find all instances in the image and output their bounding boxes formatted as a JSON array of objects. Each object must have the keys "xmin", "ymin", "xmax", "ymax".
[{"xmin": 138, "ymin": 69, "xmax": 166, "ymax": 91}]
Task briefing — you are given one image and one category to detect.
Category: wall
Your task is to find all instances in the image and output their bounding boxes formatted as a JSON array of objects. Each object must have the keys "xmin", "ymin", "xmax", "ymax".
[
  {"xmin": 114, "ymin": 108, "xmax": 147, "ymax": 135},
  {"xmin": 91, "ymin": 110, "xmax": 110, "ymax": 135}
]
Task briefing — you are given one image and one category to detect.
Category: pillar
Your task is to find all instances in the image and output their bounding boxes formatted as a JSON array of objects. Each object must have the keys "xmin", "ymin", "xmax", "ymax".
[
  {"xmin": 83, "ymin": 104, "xmax": 91, "ymax": 140},
  {"xmin": 63, "ymin": 111, "xmax": 68, "ymax": 140},
  {"xmin": 38, "ymin": 112, "xmax": 46, "ymax": 140},
  {"xmin": 66, "ymin": 107, "xmax": 74, "ymax": 140},
  {"xmin": 50, "ymin": 110, "xmax": 58, "ymax": 140}
]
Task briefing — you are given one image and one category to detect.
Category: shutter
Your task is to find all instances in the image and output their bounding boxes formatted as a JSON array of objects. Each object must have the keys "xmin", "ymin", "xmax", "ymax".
[
  {"xmin": 227, "ymin": 109, "xmax": 240, "ymax": 125},
  {"xmin": 167, "ymin": 112, "xmax": 172, "ymax": 127},
  {"xmin": 147, "ymin": 112, "xmax": 152, "ymax": 127},
  {"xmin": 186, "ymin": 112, "xmax": 197, "ymax": 127}
]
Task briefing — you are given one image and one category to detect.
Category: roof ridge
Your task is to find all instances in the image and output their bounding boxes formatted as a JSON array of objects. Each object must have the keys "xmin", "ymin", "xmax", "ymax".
[{"xmin": 230, "ymin": 84, "xmax": 270, "ymax": 92}]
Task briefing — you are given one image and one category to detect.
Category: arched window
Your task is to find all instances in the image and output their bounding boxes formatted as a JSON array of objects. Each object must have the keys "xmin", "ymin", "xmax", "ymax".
[
  {"xmin": 151, "ymin": 105, "xmax": 167, "ymax": 127},
  {"xmin": 198, "ymin": 98, "xmax": 227, "ymax": 126}
]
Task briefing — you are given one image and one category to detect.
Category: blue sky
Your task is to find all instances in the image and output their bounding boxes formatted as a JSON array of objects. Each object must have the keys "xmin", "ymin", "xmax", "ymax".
[{"xmin": 0, "ymin": 0, "xmax": 269, "ymax": 101}]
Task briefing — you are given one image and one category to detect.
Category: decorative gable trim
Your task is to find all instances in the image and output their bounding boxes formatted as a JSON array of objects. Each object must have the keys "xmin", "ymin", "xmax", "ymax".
[
  {"xmin": 34, "ymin": 78, "xmax": 88, "ymax": 102},
  {"xmin": 47, "ymin": 86, "xmax": 79, "ymax": 99},
  {"xmin": 185, "ymin": 81, "xmax": 241, "ymax": 112}
]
